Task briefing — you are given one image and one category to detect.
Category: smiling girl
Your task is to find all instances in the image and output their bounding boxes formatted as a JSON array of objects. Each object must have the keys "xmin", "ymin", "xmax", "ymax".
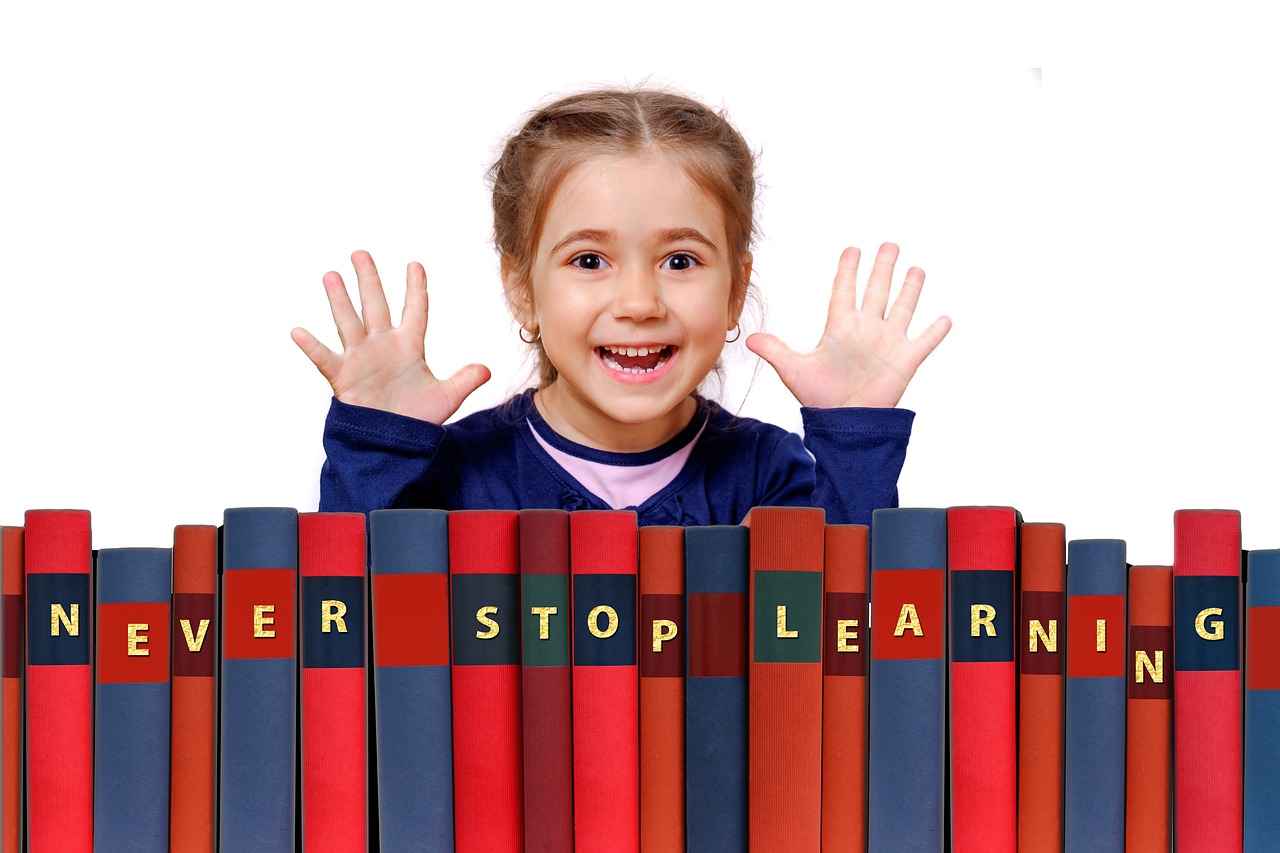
[{"xmin": 292, "ymin": 88, "xmax": 951, "ymax": 525}]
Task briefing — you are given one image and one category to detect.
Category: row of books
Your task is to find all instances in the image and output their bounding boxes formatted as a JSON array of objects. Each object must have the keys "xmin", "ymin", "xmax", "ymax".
[{"xmin": 0, "ymin": 504, "xmax": 1271, "ymax": 851}]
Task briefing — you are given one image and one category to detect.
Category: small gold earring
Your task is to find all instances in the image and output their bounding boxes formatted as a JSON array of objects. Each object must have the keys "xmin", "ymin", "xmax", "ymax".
[
  {"xmin": 725, "ymin": 326, "xmax": 741, "ymax": 344},
  {"xmin": 519, "ymin": 326, "xmax": 541, "ymax": 344}
]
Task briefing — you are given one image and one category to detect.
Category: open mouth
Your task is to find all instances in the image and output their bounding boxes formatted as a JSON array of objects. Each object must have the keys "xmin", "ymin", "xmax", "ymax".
[{"xmin": 598, "ymin": 344, "xmax": 675, "ymax": 374}]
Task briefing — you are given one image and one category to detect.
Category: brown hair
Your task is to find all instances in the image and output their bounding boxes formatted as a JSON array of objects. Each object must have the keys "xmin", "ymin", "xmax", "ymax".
[{"xmin": 489, "ymin": 87, "xmax": 760, "ymax": 387}]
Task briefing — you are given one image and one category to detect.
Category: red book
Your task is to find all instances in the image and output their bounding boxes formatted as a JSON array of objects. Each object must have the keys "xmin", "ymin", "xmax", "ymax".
[
  {"xmin": 947, "ymin": 506, "xmax": 1018, "ymax": 852},
  {"xmin": 570, "ymin": 510, "xmax": 639, "ymax": 853},
  {"xmin": 450, "ymin": 510, "xmax": 523, "ymax": 853},
  {"xmin": 821, "ymin": 524, "xmax": 868, "ymax": 853},
  {"xmin": 24, "ymin": 509, "xmax": 93, "ymax": 852},
  {"xmin": 744, "ymin": 506, "xmax": 825, "ymax": 853},
  {"xmin": 1017, "ymin": 522, "xmax": 1066, "ymax": 853},
  {"xmin": 2, "ymin": 526, "xmax": 23, "ymax": 853},
  {"xmin": 1126, "ymin": 565, "xmax": 1173, "ymax": 852},
  {"xmin": 170, "ymin": 525, "xmax": 218, "ymax": 853},
  {"xmin": 639, "ymin": 525, "xmax": 684, "ymax": 852},
  {"xmin": 299, "ymin": 513, "xmax": 368, "ymax": 852},
  {"xmin": 518, "ymin": 509, "xmax": 573, "ymax": 853},
  {"xmin": 1173, "ymin": 509, "xmax": 1242, "ymax": 851}
]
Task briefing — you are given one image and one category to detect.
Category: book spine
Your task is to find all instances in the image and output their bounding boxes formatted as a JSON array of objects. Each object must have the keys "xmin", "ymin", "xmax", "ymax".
[
  {"xmin": 639, "ymin": 525, "xmax": 684, "ymax": 853},
  {"xmin": 746, "ymin": 505, "xmax": 825, "ymax": 853},
  {"xmin": 821, "ymin": 524, "xmax": 868, "ymax": 853},
  {"xmin": 1173, "ymin": 509, "xmax": 1243, "ymax": 852},
  {"xmin": 450, "ymin": 510, "xmax": 523, "ymax": 853},
  {"xmin": 947, "ymin": 506, "xmax": 1018, "ymax": 852},
  {"xmin": 170, "ymin": 524, "xmax": 218, "ymax": 853},
  {"xmin": 1064, "ymin": 538, "xmax": 1126, "ymax": 853},
  {"xmin": 1125, "ymin": 565, "xmax": 1173, "ymax": 852},
  {"xmin": 299, "ymin": 512, "xmax": 368, "ymax": 852},
  {"xmin": 868, "ymin": 507, "xmax": 947, "ymax": 853},
  {"xmin": 219, "ymin": 507, "xmax": 298, "ymax": 851},
  {"xmin": 93, "ymin": 547, "xmax": 172, "ymax": 852},
  {"xmin": 570, "ymin": 510, "xmax": 639, "ymax": 853},
  {"xmin": 1245, "ymin": 549, "xmax": 1280, "ymax": 848},
  {"xmin": 2, "ymin": 527, "xmax": 24, "ymax": 853},
  {"xmin": 684, "ymin": 524, "xmax": 748, "ymax": 853},
  {"xmin": 518, "ymin": 508, "xmax": 574, "ymax": 853},
  {"xmin": 369, "ymin": 508, "xmax": 454, "ymax": 852},
  {"xmin": 24, "ymin": 508, "xmax": 93, "ymax": 853},
  {"xmin": 1017, "ymin": 522, "xmax": 1066, "ymax": 853}
]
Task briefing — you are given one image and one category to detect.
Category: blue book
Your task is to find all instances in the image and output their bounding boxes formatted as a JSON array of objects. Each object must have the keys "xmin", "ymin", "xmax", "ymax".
[
  {"xmin": 684, "ymin": 524, "xmax": 748, "ymax": 853},
  {"xmin": 94, "ymin": 547, "xmax": 172, "ymax": 852},
  {"xmin": 1245, "ymin": 548, "xmax": 1280, "ymax": 848},
  {"xmin": 1064, "ymin": 539, "xmax": 1127, "ymax": 853},
  {"xmin": 369, "ymin": 508, "xmax": 454, "ymax": 851},
  {"xmin": 219, "ymin": 507, "xmax": 298, "ymax": 851},
  {"xmin": 868, "ymin": 507, "xmax": 947, "ymax": 853}
]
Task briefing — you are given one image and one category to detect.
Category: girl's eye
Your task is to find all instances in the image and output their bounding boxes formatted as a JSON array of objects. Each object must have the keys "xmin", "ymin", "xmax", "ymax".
[
  {"xmin": 661, "ymin": 253, "xmax": 699, "ymax": 272},
  {"xmin": 570, "ymin": 253, "xmax": 607, "ymax": 271}
]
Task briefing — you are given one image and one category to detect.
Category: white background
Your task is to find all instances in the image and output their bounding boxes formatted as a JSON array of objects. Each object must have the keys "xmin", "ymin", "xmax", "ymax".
[{"xmin": 2, "ymin": 6, "xmax": 1277, "ymax": 565}]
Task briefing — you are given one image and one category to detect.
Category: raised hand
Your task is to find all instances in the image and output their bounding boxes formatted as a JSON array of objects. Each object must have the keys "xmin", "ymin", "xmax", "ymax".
[
  {"xmin": 291, "ymin": 250, "xmax": 491, "ymax": 425},
  {"xmin": 745, "ymin": 243, "xmax": 951, "ymax": 409}
]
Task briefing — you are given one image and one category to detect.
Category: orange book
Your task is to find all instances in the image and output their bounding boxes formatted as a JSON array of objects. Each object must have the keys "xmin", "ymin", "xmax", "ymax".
[
  {"xmin": 1125, "ymin": 565, "xmax": 1173, "ymax": 851},
  {"xmin": 638, "ymin": 526, "xmax": 684, "ymax": 852},
  {"xmin": 821, "ymin": 524, "xmax": 868, "ymax": 852}
]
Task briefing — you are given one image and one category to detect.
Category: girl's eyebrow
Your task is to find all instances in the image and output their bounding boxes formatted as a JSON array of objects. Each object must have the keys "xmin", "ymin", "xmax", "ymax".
[
  {"xmin": 549, "ymin": 227, "xmax": 721, "ymax": 256},
  {"xmin": 660, "ymin": 227, "xmax": 720, "ymax": 255},
  {"xmin": 550, "ymin": 228, "xmax": 613, "ymax": 255}
]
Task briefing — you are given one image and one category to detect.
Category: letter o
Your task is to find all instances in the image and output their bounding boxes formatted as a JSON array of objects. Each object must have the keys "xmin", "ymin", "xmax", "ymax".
[{"xmin": 588, "ymin": 605, "xmax": 619, "ymax": 639}]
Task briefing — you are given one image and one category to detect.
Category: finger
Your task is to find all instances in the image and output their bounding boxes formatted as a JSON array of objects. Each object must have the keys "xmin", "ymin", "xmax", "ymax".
[
  {"xmin": 910, "ymin": 315, "xmax": 953, "ymax": 362},
  {"xmin": 884, "ymin": 266, "xmax": 926, "ymax": 331},
  {"xmin": 745, "ymin": 332, "xmax": 801, "ymax": 381},
  {"xmin": 825, "ymin": 247, "xmax": 862, "ymax": 325},
  {"xmin": 290, "ymin": 327, "xmax": 344, "ymax": 384},
  {"xmin": 352, "ymin": 250, "xmax": 393, "ymax": 332},
  {"xmin": 322, "ymin": 270, "xmax": 366, "ymax": 349},
  {"xmin": 401, "ymin": 261, "xmax": 428, "ymax": 340},
  {"xmin": 442, "ymin": 363, "xmax": 493, "ymax": 407},
  {"xmin": 860, "ymin": 242, "xmax": 901, "ymax": 319}
]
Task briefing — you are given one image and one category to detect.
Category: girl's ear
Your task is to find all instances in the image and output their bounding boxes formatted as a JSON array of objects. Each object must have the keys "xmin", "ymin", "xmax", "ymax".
[
  {"xmin": 729, "ymin": 252, "xmax": 753, "ymax": 328},
  {"xmin": 501, "ymin": 255, "xmax": 537, "ymax": 329}
]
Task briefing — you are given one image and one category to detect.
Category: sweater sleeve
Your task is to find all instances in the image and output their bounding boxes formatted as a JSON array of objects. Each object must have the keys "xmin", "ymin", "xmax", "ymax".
[
  {"xmin": 319, "ymin": 397, "xmax": 450, "ymax": 514},
  {"xmin": 800, "ymin": 406, "xmax": 915, "ymax": 526}
]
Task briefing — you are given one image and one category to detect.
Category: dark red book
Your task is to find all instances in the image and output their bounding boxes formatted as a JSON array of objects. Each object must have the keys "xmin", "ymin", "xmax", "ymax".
[
  {"xmin": 170, "ymin": 525, "xmax": 218, "ymax": 853},
  {"xmin": 744, "ymin": 506, "xmax": 825, "ymax": 853},
  {"xmin": 518, "ymin": 509, "xmax": 573, "ymax": 853},
  {"xmin": 1017, "ymin": 522, "xmax": 1065, "ymax": 853},
  {"xmin": 1126, "ymin": 565, "xmax": 1173, "ymax": 852},
  {"xmin": 639, "ymin": 525, "xmax": 684, "ymax": 852},
  {"xmin": 1173, "ymin": 509, "xmax": 1242, "ymax": 851},
  {"xmin": 299, "ymin": 513, "xmax": 368, "ymax": 852},
  {"xmin": 450, "ymin": 510, "xmax": 523, "ymax": 852},
  {"xmin": 24, "ymin": 509, "xmax": 93, "ymax": 852},
  {"xmin": 570, "ymin": 510, "xmax": 639, "ymax": 852},
  {"xmin": 821, "ymin": 524, "xmax": 868, "ymax": 853},
  {"xmin": 947, "ymin": 506, "xmax": 1018, "ymax": 852},
  {"xmin": 2, "ymin": 526, "xmax": 23, "ymax": 853}
]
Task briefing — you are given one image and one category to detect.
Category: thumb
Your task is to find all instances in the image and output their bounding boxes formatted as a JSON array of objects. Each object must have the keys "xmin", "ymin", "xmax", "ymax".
[
  {"xmin": 443, "ymin": 363, "xmax": 492, "ymax": 405},
  {"xmin": 744, "ymin": 332, "xmax": 799, "ymax": 378}
]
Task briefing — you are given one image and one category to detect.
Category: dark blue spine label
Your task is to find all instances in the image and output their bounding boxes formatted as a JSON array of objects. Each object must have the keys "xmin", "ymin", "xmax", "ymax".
[
  {"xmin": 573, "ymin": 574, "xmax": 636, "ymax": 667},
  {"xmin": 950, "ymin": 570, "xmax": 1015, "ymax": 663},
  {"xmin": 27, "ymin": 573, "xmax": 91, "ymax": 665},
  {"xmin": 1175, "ymin": 575, "xmax": 1240, "ymax": 671},
  {"xmin": 301, "ymin": 576, "xmax": 365, "ymax": 669}
]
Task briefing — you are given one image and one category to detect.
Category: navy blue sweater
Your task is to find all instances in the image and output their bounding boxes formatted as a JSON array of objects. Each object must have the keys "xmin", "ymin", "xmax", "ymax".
[{"xmin": 319, "ymin": 390, "xmax": 914, "ymax": 527}]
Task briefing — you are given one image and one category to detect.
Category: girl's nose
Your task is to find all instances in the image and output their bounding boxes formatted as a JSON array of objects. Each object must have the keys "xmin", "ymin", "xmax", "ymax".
[{"xmin": 611, "ymin": 267, "xmax": 666, "ymax": 321}]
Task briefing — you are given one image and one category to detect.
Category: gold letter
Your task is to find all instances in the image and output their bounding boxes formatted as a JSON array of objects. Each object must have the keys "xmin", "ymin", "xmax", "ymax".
[
  {"xmin": 180, "ymin": 618, "xmax": 210, "ymax": 652},
  {"xmin": 1195, "ymin": 607, "xmax": 1225, "ymax": 641},
  {"xmin": 894, "ymin": 603, "xmax": 924, "ymax": 637},
  {"xmin": 652, "ymin": 619, "xmax": 678, "ymax": 652},
  {"xmin": 475, "ymin": 606, "xmax": 500, "ymax": 639},
  {"xmin": 1028, "ymin": 619, "xmax": 1057, "ymax": 653},
  {"xmin": 971, "ymin": 604, "xmax": 997, "ymax": 637},
  {"xmin": 531, "ymin": 606, "xmax": 558, "ymax": 640},
  {"xmin": 587, "ymin": 605, "xmax": 619, "ymax": 639},
  {"xmin": 51, "ymin": 603, "xmax": 79, "ymax": 636},
  {"xmin": 837, "ymin": 619, "xmax": 859, "ymax": 653},
  {"xmin": 1135, "ymin": 649, "xmax": 1164, "ymax": 683},
  {"xmin": 321, "ymin": 600, "xmax": 348, "ymax": 634},
  {"xmin": 1096, "ymin": 619, "xmax": 1107, "ymax": 652},
  {"xmin": 253, "ymin": 604, "xmax": 276, "ymax": 638},
  {"xmin": 127, "ymin": 623, "xmax": 150, "ymax": 656},
  {"xmin": 777, "ymin": 605, "xmax": 799, "ymax": 639}
]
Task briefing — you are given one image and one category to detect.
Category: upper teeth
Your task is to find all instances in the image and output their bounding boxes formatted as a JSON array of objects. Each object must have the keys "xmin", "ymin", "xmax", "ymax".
[{"xmin": 604, "ymin": 345, "xmax": 665, "ymax": 357}]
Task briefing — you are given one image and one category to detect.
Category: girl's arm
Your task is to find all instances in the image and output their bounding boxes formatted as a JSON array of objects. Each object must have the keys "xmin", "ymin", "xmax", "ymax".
[{"xmin": 745, "ymin": 243, "xmax": 950, "ymax": 409}]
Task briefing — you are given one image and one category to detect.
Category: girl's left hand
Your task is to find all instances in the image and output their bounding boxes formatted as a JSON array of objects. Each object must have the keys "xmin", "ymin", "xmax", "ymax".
[{"xmin": 745, "ymin": 243, "xmax": 951, "ymax": 409}]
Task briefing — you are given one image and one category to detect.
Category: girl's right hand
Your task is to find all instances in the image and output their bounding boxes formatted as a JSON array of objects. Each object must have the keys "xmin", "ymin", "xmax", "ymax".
[{"xmin": 291, "ymin": 250, "xmax": 491, "ymax": 425}]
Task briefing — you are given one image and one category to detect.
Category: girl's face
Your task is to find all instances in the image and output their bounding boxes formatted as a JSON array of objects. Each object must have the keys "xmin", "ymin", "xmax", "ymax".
[{"xmin": 509, "ymin": 152, "xmax": 748, "ymax": 453}]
